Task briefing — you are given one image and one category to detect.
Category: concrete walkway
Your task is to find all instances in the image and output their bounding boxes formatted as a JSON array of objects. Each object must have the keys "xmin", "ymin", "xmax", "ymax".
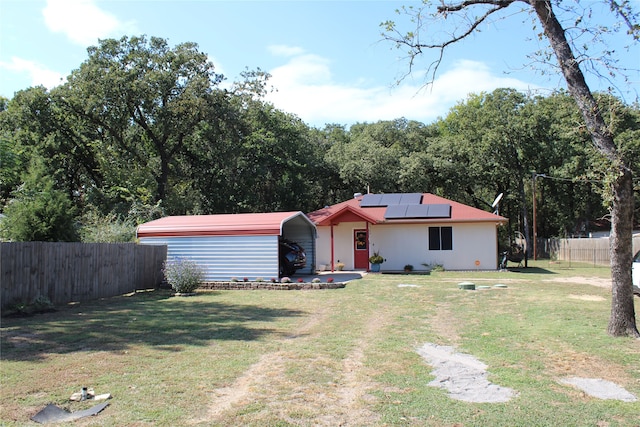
[{"xmin": 292, "ymin": 271, "xmax": 367, "ymax": 283}]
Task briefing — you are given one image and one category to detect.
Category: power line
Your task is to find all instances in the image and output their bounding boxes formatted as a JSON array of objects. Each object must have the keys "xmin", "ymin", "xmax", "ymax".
[{"xmin": 536, "ymin": 173, "xmax": 640, "ymax": 185}]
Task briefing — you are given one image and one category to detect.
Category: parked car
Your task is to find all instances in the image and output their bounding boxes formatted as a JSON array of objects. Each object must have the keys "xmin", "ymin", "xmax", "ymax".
[
  {"xmin": 633, "ymin": 250, "xmax": 640, "ymax": 292},
  {"xmin": 279, "ymin": 239, "xmax": 306, "ymax": 277}
]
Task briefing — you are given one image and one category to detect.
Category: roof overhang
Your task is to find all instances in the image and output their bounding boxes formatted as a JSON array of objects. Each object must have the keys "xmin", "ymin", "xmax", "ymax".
[
  {"xmin": 313, "ymin": 204, "xmax": 379, "ymax": 227},
  {"xmin": 377, "ymin": 217, "xmax": 508, "ymax": 225}
]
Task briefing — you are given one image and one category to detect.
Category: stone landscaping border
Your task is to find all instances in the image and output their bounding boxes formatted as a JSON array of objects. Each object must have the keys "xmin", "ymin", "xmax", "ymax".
[{"xmin": 198, "ymin": 281, "xmax": 346, "ymax": 291}]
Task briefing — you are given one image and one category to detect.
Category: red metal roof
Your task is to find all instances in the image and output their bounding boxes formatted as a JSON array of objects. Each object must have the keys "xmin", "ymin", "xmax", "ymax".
[
  {"xmin": 137, "ymin": 211, "xmax": 312, "ymax": 238},
  {"xmin": 307, "ymin": 193, "xmax": 507, "ymax": 226}
]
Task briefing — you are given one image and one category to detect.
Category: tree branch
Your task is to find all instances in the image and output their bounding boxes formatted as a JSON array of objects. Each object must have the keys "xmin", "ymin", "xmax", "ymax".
[
  {"xmin": 437, "ymin": 0, "xmax": 516, "ymax": 14},
  {"xmin": 608, "ymin": 0, "xmax": 640, "ymax": 40},
  {"xmin": 383, "ymin": 0, "xmax": 517, "ymax": 86}
]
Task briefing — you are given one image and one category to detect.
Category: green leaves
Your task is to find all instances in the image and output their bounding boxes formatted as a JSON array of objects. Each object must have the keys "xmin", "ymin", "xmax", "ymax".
[{"xmin": 0, "ymin": 161, "xmax": 78, "ymax": 242}]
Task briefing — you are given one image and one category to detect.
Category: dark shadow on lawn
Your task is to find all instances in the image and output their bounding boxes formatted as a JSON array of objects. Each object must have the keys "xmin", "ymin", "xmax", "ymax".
[
  {"xmin": 0, "ymin": 289, "xmax": 305, "ymax": 362},
  {"xmin": 506, "ymin": 267, "xmax": 558, "ymax": 274}
]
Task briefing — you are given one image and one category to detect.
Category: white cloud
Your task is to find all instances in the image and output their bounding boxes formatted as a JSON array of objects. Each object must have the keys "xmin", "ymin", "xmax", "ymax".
[
  {"xmin": 0, "ymin": 57, "xmax": 66, "ymax": 90},
  {"xmin": 265, "ymin": 54, "xmax": 540, "ymax": 127},
  {"xmin": 42, "ymin": 0, "xmax": 137, "ymax": 46},
  {"xmin": 268, "ymin": 45, "xmax": 306, "ymax": 57},
  {"xmin": 270, "ymin": 53, "xmax": 332, "ymax": 85}
]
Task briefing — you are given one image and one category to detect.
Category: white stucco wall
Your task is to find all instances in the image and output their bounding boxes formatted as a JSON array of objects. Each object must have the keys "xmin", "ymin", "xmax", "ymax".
[
  {"xmin": 316, "ymin": 221, "xmax": 500, "ymax": 271},
  {"xmin": 315, "ymin": 221, "xmax": 368, "ymax": 270}
]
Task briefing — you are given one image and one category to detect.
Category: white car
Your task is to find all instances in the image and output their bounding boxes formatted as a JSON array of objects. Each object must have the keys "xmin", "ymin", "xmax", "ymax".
[{"xmin": 633, "ymin": 250, "xmax": 640, "ymax": 293}]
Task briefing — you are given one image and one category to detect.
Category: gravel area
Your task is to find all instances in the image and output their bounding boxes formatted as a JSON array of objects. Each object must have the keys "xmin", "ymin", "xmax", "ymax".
[
  {"xmin": 416, "ymin": 343, "xmax": 517, "ymax": 403},
  {"xmin": 417, "ymin": 343, "xmax": 637, "ymax": 403},
  {"xmin": 559, "ymin": 377, "xmax": 637, "ymax": 402}
]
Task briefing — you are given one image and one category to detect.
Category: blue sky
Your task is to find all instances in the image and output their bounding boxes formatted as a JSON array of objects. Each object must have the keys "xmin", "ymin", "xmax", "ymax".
[{"xmin": 1, "ymin": 0, "xmax": 638, "ymax": 127}]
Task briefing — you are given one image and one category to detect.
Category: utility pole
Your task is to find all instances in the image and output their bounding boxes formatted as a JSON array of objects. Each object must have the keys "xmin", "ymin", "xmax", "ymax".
[
  {"xmin": 532, "ymin": 172, "xmax": 546, "ymax": 261},
  {"xmin": 532, "ymin": 172, "xmax": 537, "ymax": 261}
]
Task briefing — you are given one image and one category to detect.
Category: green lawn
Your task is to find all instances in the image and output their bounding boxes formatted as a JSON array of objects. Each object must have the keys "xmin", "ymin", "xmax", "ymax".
[{"xmin": 1, "ymin": 262, "xmax": 639, "ymax": 426}]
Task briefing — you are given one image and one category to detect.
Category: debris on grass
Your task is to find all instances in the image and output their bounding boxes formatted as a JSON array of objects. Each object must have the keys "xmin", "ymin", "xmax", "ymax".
[
  {"xmin": 31, "ymin": 402, "xmax": 109, "ymax": 424},
  {"xmin": 70, "ymin": 387, "xmax": 112, "ymax": 402}
]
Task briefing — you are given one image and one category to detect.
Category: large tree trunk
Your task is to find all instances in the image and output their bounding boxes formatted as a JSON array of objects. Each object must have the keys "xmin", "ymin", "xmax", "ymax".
[
  {"xmin": 529, "ymin": 0, "xmax": 638, "ymax": 337},
  {"xmin": 608, "ymin": 170, "xmax": 637, "ymax": 336}
]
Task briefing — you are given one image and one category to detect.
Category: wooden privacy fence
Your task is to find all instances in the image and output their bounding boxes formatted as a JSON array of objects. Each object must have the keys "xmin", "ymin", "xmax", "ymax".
[
  {"xmin": 1, "ymin": 242, "xmax": 167, "ymax": 309},
  {"xmin": 551, "ymin": 236, "xmax": 640, "ymax": 266}
]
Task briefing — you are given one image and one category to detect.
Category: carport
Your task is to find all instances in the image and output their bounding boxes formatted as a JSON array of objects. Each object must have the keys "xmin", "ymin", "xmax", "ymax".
[{"xmin": 137, "ymin": 211, "xmax": 316, "ymax": 281}]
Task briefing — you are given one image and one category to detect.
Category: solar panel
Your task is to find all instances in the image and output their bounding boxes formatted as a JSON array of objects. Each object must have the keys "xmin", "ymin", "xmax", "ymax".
[
  {"xmin": 406, "ymin": 204, "xmax": 430, "ymax": 217},
  {"xmin": 427, "ymin": 204, "xmax": 451, "ymax": 218},
  {"xmin": 400, "ymin": 193, "xmax": 423, "ymax": 205},
  {"xmin": 381, "ymin": 193, "xmax": 402, "ymax": 206},
  {"xmin": 384, "ymin": 204, "xmax": 409, "ymax": 219},
  {"xmin": 384, "ymin": 204, "xmax": 452, "ymax": 219},
  {"xmin": 360, "ymin": 194, "xmax": 384, "ymax": 207},
  {"xmin": 360, "ymin": 193, "xmax": 423, "ymax": 207}
]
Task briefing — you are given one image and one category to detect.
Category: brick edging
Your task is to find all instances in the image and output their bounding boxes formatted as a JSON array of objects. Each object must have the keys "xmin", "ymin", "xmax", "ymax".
[{"xmin": 198, "ymin": 282, "xmax": 346, "ymax": 290}]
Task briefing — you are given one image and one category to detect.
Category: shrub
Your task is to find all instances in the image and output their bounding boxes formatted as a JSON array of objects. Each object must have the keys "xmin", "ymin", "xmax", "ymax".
[
  {"xmin": 297, "ymin": 278, "xmax": 304, "ymax": 283},
  {"xmin": 281, "ymin": 277, "xmax": 291, "ymax": 283},
  {"xmin": 431, "ymin": 263, "xmax": 445, "ymax": 272},
  {"xmin": 163, "ymin": 258, "xmax": 204, "ymax": 293},
  {"xmin": 8, "ymin": 295, "xmax": 55, "ymax": 316},
  {"xmin": 421, "ymin": 263, "xmax": 445, "ymax": 272},
  {"xmin": 368, "ymin": 251, "xmax": 384, "ymax": 264},
  {"xmin": 8, "ymin": 300, "xmax": 29, "ymax": 316},
  {"xmin": 1, "ymin": 172, "xmax": 78, "ymax": 242},
  {"xmin": 312, "ymin": 278, "xmax": 321, "ymax": 283},
  {"xmin": 80, "ymin": 211, "xmax": 136, "ymax": 243},
  {"xmin": 32, "ymin": 295, "xmax": 54, "ymax": 312},
  {"xmin": 327, "ymin": 277, "xmax": 334, "ymax": 283}
]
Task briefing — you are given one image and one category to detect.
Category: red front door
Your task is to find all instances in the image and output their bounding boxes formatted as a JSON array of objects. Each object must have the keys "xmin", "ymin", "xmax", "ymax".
[{"xmin": 354, "ymin": 229, "xmax": 369, "ymax": 269}]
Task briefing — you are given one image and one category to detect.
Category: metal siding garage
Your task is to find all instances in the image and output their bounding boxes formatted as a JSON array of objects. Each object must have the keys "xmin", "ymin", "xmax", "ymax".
[
  {"xmin": 137, "ymin": 212, "xmax": 316, "ymax": 281},
  {"xmin": 281, "ymin": 214, "xmax": 316, "ymax": 275}
]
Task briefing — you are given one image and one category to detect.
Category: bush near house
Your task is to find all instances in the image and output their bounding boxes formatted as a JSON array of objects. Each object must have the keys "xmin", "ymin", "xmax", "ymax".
[{"xmin": 163, "ymin": 258, "xmax": 204, "ymax": 293}]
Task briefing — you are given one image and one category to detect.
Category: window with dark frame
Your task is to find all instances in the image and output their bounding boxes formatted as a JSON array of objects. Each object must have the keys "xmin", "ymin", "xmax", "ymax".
[{"xmin": 429, "ymin": 226, "xmax": 452, "ymax": 251}]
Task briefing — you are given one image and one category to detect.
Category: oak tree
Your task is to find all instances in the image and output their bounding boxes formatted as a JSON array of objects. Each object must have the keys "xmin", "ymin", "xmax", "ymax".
[{"xmin": 383, "ymin": 0, "xmax": 639, "ymax": 337}]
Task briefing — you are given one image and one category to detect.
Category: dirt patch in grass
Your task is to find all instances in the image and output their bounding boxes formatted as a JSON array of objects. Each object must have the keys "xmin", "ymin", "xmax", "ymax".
[
  {"xmin": 545, "ymin": 276, "xmax": 612, "ymax": 289},
  {"xmin": 191, "ymin": 307, "xmax": 384, "ymax": 426},
  {"xmin": 193, "ymin": 351, "xmax": 289, "ymax": 421},
  {"xmin": 568, "ymin": 294, "xmax": 607, "ymax": 301},
  {"xmin": 543, "ymin": 344, "xmax": 638, "ymax": 401},
  {"xmin": 429, "ymin": 303, "xmax": 461, "ymax": 344},
  {"xmin": 546, "ymin": 347, "xmax": 631, "ymax": 384}
]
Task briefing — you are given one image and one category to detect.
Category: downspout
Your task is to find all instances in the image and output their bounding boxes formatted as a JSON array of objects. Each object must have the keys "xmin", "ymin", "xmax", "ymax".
[
  {"xmin": 366, "ymin": 221, "xmax": 370, "ymax": 272},
  {"xmin": 330, "ymin": 223, "xmax": 335, "ymax": 272}
]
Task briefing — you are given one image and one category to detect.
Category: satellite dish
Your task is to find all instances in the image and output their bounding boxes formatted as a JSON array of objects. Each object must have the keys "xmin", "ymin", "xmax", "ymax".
[
  {"xmin": 491, "ymin": 193, "xmax": 503, "ymax": 215},
  {"xmin": 491, "ymin": 193, "xmax": 504, "ymax": 208}
]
